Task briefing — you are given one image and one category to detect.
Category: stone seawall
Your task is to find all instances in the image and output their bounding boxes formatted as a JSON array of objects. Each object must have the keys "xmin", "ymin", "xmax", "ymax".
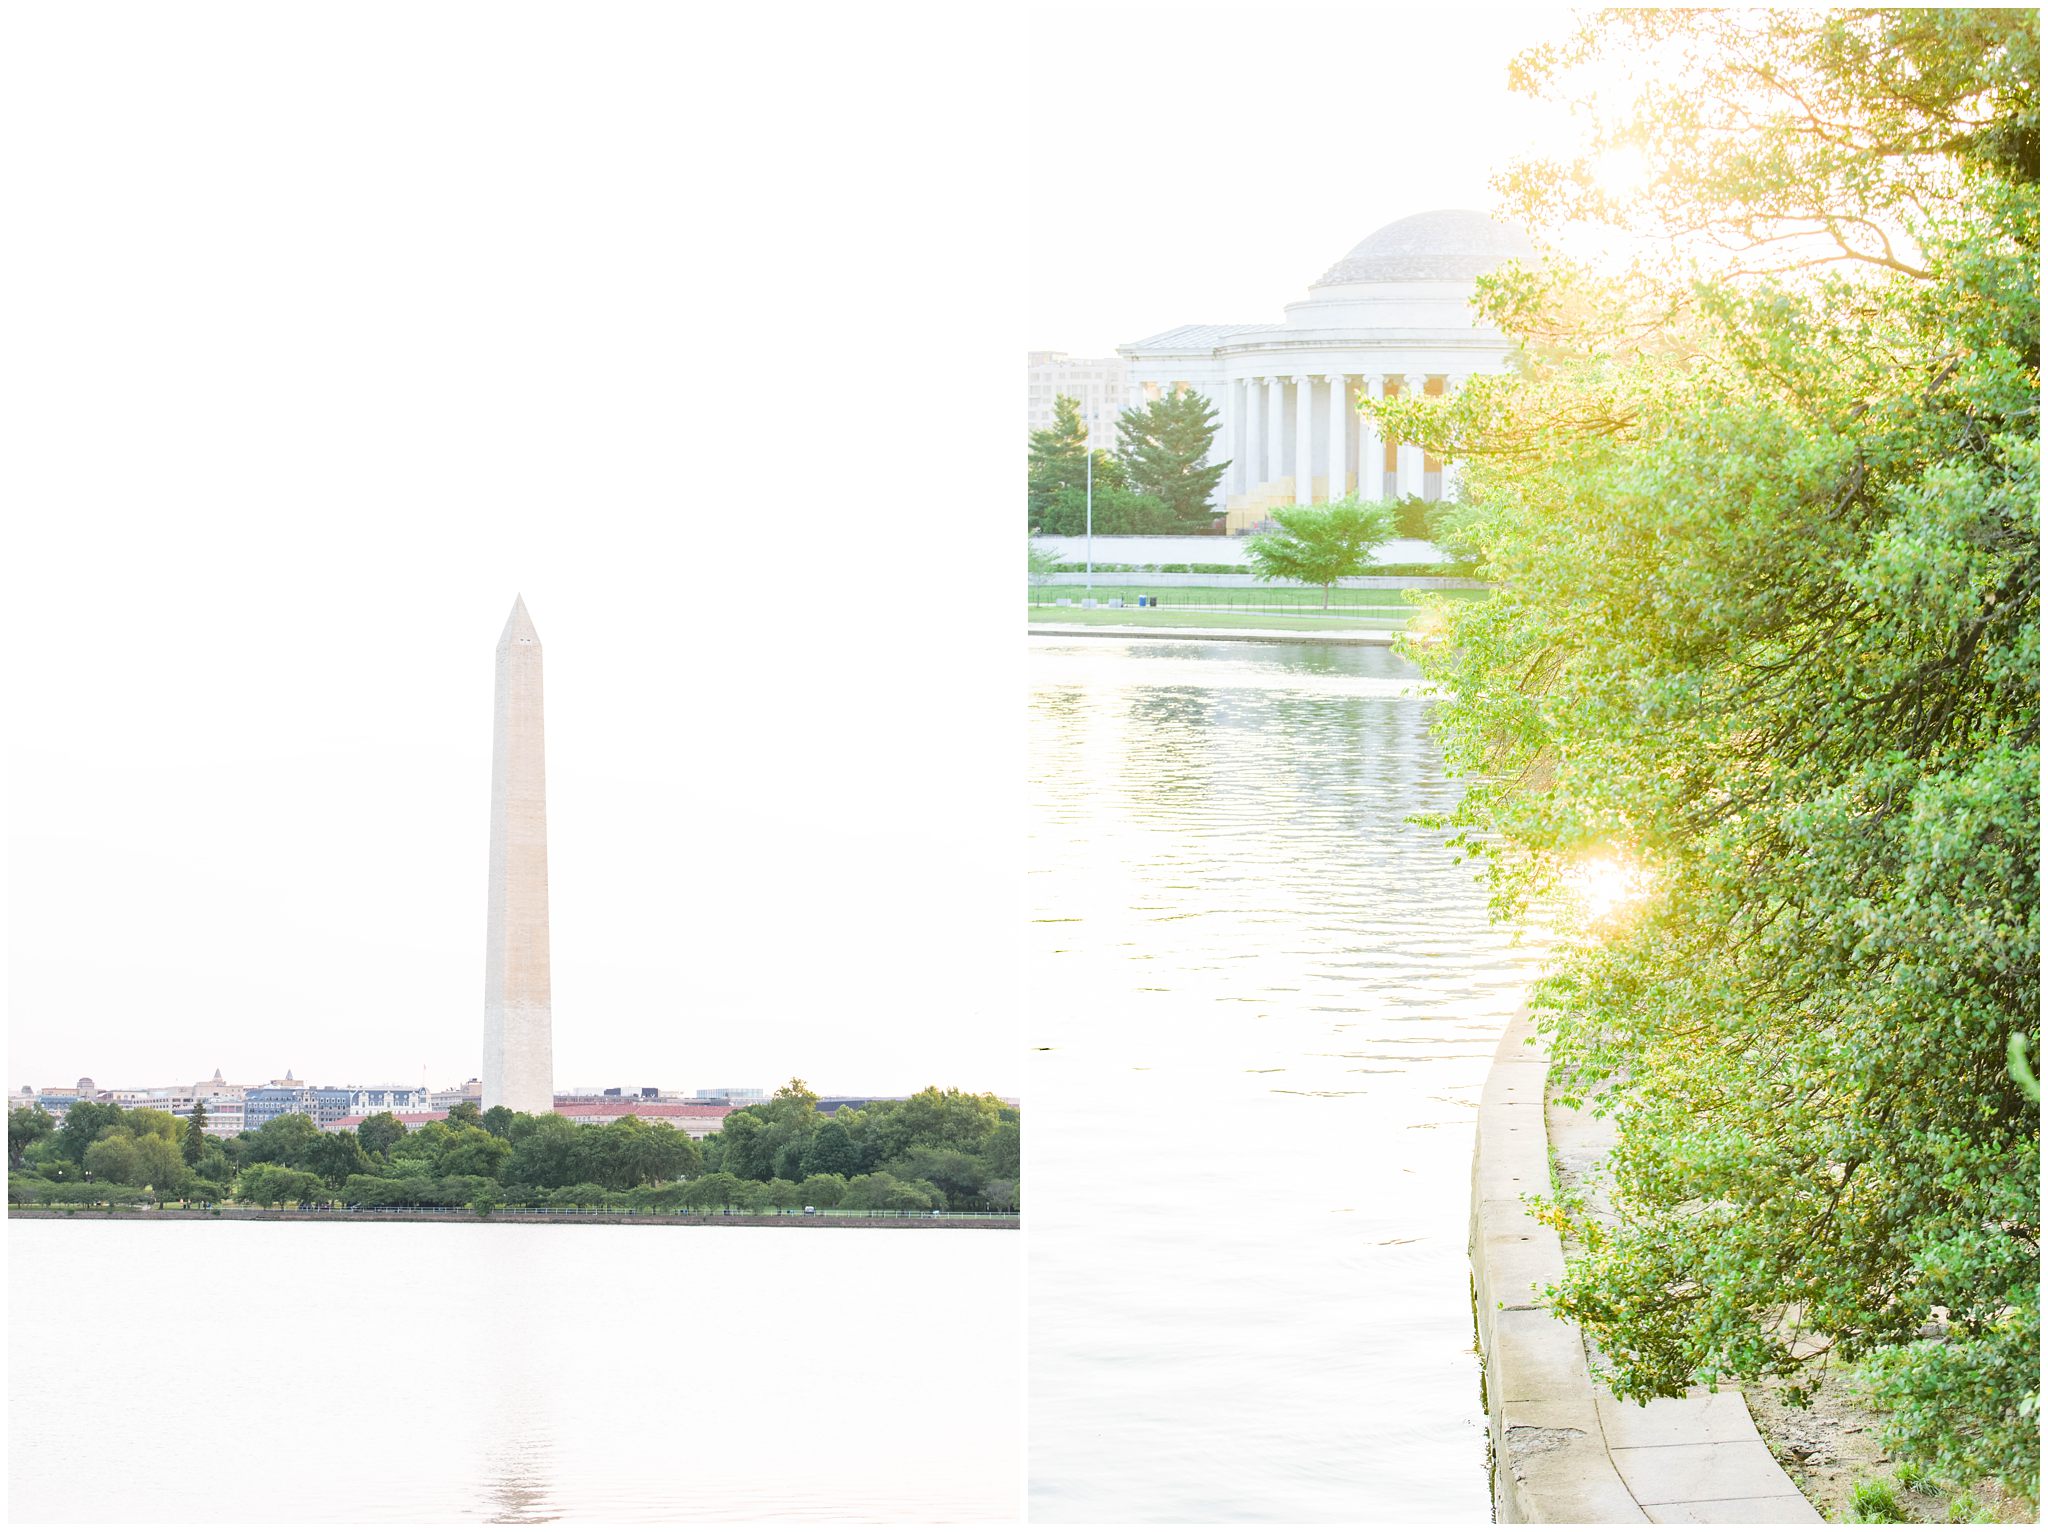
[
  {"xmin": 10, "ymin": 1208, "xmax": 1019, "ymax": 1230},
  {"xmin": 1470, "ymin": 1007, "xmax": 1817, "ymax": 1523}
]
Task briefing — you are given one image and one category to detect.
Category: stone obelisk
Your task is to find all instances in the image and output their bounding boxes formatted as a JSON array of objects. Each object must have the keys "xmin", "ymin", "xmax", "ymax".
[{"xmin": 483, "ymin": 595, "xmax": 554, "ymax": 1114}]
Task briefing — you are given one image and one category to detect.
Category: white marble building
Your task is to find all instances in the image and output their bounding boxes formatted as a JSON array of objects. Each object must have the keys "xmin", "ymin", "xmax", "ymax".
[
  {"xmin": 1027, "ymin": 351, "xmax": 1129, "ymax": 448},
  {"xmin": 1117, "ymin": 209, "xmax": 1532, "ymax": 531}
]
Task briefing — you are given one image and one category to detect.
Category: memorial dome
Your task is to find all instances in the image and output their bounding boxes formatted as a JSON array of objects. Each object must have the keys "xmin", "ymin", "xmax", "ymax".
[{"xmin": 1315, "ymin": 209, "xmax": 1534, "ymax": 286}]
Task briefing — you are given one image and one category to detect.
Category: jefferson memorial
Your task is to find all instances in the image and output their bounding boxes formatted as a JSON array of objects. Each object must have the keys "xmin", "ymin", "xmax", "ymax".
[{"xmin": 1117, "ymin": 209, "xmax": 1533, "ymax": 531}]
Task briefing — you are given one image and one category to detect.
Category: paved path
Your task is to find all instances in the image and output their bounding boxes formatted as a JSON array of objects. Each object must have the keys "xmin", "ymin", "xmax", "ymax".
[{"xmin": 1472, "ymin": 1012, "xmax": 1819, "ymax": 1523}]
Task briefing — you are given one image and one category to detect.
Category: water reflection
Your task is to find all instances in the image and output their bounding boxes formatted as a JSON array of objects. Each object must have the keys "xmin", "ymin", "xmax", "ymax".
[
  {"xmin": 10, "ymin": 1224, "xmax": 1019, "ymax": 1523},
  {"xmin": 1028, "ymin": 638, "xmax": 1542, "ymax": 1524}
]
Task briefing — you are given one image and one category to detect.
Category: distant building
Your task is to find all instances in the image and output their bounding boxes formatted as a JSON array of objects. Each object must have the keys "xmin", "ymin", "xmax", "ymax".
[
  {"xmin": 322, "ymin": 1111, "xmax": 448, "ymax": 1135},
  {"xmin": 692, "ymin": 1086, "xmax": 767, "ymax": 1105},
  {"xmin": 196, "ymin": 1096, "xmax": 245, "ymax": 1136},
  {"xmin": 323, "ymin": 1098, "xmax": 736, "ymax": 1141},
  {"xmin": 429, "ymin": 1079, "xmax": 482, "ymax": 1111},
  {"xmin": 242, "ymin": 1083, "xmax": 316, "ymax": 1131},
  {"xmin": 550, "ymin": 1100, "xmax": 732, "ymax": 1139},
  {"xmin": 1112, "ymin": 208, "xmax": 1530, "ymax": 529},
  {"xmin": 1028, "ymin": 351, "xmax": 1129, "ymax": 450},
  {"xmin": 349, "ymin": 1086, "xmax": 429, "ymax": 1116}
]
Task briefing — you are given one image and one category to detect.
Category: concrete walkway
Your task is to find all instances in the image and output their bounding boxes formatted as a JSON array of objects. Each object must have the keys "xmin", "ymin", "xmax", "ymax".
[
  {"xmin": 1471, "ymin": 1011, "xmax": 1819, "ymax": 1523},
  {"xmin": 1027, "ymin": 623, "xmax": 1397, "ymax": 646}
]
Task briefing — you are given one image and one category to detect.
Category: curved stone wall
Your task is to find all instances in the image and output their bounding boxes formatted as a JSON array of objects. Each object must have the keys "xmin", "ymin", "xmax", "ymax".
[{"xmin": 1470, "ymin": 1009, "xmax": 1820, "ymax": 1523}]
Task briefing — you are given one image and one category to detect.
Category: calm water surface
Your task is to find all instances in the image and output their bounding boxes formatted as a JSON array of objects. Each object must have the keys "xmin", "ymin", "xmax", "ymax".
[
  {"xmin": 1028, "ymin": 637, "xmax": 1541, "ymax": 1522},
  {"xmin": 11, "ymin": 1222, "xmax": 1020, "ymax": 1522}
]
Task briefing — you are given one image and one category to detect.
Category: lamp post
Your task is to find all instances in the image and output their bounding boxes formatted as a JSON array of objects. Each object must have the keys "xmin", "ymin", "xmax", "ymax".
[{"xmin": 1084, "ymin": 417, "xmax": 1093, "ymax": 593}]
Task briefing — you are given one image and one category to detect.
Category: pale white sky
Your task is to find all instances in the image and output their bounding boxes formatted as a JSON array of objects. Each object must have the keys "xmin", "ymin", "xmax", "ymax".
[
  {"xmin": 7, "ymin": 3, "xmax": 1596, "ymax": 1103},
  {"xmin": 1029, "ymin": 3, "xmax": 1578, "ymax": 356},
  {"xmin": 7, "ymin": 3, "xmax": 1028, "ymax": 1098}
]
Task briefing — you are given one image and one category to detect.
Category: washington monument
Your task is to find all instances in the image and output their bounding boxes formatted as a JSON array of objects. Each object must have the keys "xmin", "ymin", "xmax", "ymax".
[{"xmin": 483, "ymin": 595, "xmax": 554, "ymax": 1114}]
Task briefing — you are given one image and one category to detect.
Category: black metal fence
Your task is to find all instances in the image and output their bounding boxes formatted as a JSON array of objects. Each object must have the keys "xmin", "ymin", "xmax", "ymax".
[{"xmin": 1028, "ymin": 586, "xmax": 1419, "ymax": 618}]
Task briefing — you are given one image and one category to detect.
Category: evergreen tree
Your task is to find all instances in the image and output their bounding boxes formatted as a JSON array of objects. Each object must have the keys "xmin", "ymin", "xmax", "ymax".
[
  {"xmin": 183, "ymin": 1100, "xmax": 208, "ymax": 1166},
  {"xmin": 1114, "ymin": 389, "xmax": 1228, "ymax": 528},
  {"xmin": 1027, "ymin": 394, "xmax": 1121, "ymax": 525}
]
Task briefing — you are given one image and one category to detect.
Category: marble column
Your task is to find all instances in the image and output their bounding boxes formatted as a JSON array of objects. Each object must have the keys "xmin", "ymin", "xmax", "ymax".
[
  {"xmin": 1266, "ymin": 375, "xmax": 1285, "ymax": 486},
  {"xmin": 1441, "ymin": 373, "xmax": 1467, "ymax": 502},
  {"xmin": 1398, "ymin": 374, "xmax": 1427, "ymax": 499},
  {"xmin": 1244, "ymin": 378, "xmax": 1263, "ymax": 493},
  {"xmin": 1325, "ymin": 374, "xmax": 1350, "ymax": 501},
  {"xmin": 1359, "ymin": 376, "xmax": 1384, "ymax": 501},
  {"xmin": 1203, "ymin": 387, "xmax": 1231, "ymax": 511},
  {"xmin": 1292, "ymin": 375, "xmax": 1313, "ymax": 504}
]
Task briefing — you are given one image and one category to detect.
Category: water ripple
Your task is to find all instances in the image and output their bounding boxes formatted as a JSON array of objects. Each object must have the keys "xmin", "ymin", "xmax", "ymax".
[{"xmin": 1028, "ymin": 637, "xmax": 1542, "ymax": 1524}]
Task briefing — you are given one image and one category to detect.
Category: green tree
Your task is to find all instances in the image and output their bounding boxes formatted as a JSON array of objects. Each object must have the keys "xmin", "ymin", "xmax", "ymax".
[
  {"xmin": 1034, "ymin": 482, "xmax": 1179, "ymax": 537},
  {"xmin": 885, "ymin": 1145, "xmax": 988, "ymax": 1210},
  {"xmin": 182, "ymin": 1101, "xmax": 208, "ymax": 1166},
  {"xmin": 235, "ymin": 1163, "xmax": 325, "ymax": 1208},
  {"xmin": 505, "ymin": 1115, "xmax": 580, "ymax": 1188},
  {"xmin": 240, "ymin": 1112, "xmax": 322, "ymax": 1169},
  {"xmin": 1028, "ymin": 394, "xmax": 1123, "ymax": 526},
  {"xmin": 797, "ymin": 1172, "xmax": 847, "ymax": 1209},
  {"xmin": 357, "ymin": 1111, "xmax": 407, "ymax": 1157},
  {"xmin": 125, "ymin": 1108, "xmax": 185, "ymax": 1145},
  {"xmin": 1243, "ymin": 500, "xmax": 1396, "ymax": 608},
  {"xmin": 437, "ymin": 1126, "xmax": 511, "ymax": 1181},
  {"xmin": 83, "ymin": 1131, "xmax": 144, "ymax": 1187},
  {"xmin": 684, "ymin": 1171, "xmax": 742, "ymax": 1213},
  {"xmin": 444, "ymin": 1100, "xmax": 482, "ymax": 1129},
  {"xmin": 303, "ymin": 1130, "xmax": 373, "ymax": 1187},
  {"xmin": 9, "ymin": 1104, "xmax": 54, "ymax": 1170},
  {"xmin": 1027, "ymin": 536, "xmax": 1061, "ymax": 587},
  {"xmin": 1393, "ymin": 7, "xmax": 2039, "ymax": 1501},
  {"xmin": 1114, "ymin": 389, "xmax": 1228, "ymax": 528},
  {"xmin": 54, "ymin": 1100, "xmax": 124, "ymax": 1165},
  {"xmin": 799, "ymin": 1118, "xmax": 861, "ymax": 1178},
  {"xmin": 480, "ymin": 1105, "xmax": 516, "ymax": 1139}
]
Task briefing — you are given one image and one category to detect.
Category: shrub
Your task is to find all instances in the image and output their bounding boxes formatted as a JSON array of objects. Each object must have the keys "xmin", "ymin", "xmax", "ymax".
[{"xmin": 1848, "ymin": 1479, "xmax": 1905, "ymax": 1524}]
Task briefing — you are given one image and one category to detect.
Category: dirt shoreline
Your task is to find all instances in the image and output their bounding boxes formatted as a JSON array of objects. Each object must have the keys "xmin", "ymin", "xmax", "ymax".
[{"xmin": 1548, "ymin": 1115, "xmax": 2027, "ymax": 1524}]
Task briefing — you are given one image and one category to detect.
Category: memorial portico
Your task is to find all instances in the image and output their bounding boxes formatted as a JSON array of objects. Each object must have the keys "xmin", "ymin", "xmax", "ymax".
[{"xmin": 1118, "ymin": 210, "xmax": 1532, "ymax": 532}]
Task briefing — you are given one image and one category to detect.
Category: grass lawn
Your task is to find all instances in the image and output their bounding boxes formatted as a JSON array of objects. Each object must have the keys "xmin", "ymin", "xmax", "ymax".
[{"xmin": 1027, "ymin": 606, "xmax": 1412, "ymax": 633}]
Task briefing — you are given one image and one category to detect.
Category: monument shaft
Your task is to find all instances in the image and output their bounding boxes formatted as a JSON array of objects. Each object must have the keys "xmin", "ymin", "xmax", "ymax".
[{"xmin": 483, "ymin": 596, "xmax": 554, "ymax": 1114}]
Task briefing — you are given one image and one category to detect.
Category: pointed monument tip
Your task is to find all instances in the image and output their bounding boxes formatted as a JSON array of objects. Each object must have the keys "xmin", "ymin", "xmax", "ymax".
[{"xmin": 498, "ymin": 594, "xmax": 540, "ymax": 647}]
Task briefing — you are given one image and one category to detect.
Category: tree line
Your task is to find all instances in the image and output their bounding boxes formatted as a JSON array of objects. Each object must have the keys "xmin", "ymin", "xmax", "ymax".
[
  {"xmin": 8, "ymin": 1079, "xmax": 1020, "ymax": 1216},
  {"xmin": 1027, "ymin": 391, "xmax": 1228, "ymax": 534},
  {"xmin": 1385, "ymin": 8, "xmax": 2037, "ymax": 1504}
]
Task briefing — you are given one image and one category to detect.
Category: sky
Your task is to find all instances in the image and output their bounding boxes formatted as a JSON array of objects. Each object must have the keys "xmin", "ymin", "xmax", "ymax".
[
  {"xmin": 6, "ymin": 3, "xmax": 1028, "ymax": 1099},
  {"xmin": 1028, "ymin": 4, "xmax": 1578, "ymax": 356},
  {"xmin": 7, "ymin": 3, "xmax": 1595, "ymax": 1102}
]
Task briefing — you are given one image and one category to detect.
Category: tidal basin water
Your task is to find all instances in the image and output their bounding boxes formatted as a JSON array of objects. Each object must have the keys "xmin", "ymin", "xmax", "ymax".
[
  {"xmin": 1028, "ymin": 637, "xmax": 1543, "ymax": 1523},
  {"xmin": 10, "ymin": 1221, "xmax": 1020, "ymax": 1523}
]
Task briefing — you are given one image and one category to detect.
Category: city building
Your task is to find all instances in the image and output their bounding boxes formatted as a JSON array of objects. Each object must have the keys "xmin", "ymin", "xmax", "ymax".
[
  {"xmin": 429, "ymin": 1079, "xmax": 482, "ymax": 1111},
  {"xmin": 322, "ymin": 1098, "xmax": 736, "ymax": 1140},
  {"xmin": 1113, "ymin": 208, "xmax": 1533, "ymax": 530},
  {"xmin": 349, "ymin": 1086, "xmax": 430, "ymax": 1116},
  {"xmin": 241, "ymin": 1079, "xmax": 313, "ymax": 1131},
  {"xmin": 549, "ymin": 1100, "xmax": 732, "ymax": 1138},
  {"xmin": 1027, "ymin": 351, "xmax": 1129, "ymax": 450},
  {"xmin": 692, "ymin": 1086, "xmax": 767, "ymax": 1105}
]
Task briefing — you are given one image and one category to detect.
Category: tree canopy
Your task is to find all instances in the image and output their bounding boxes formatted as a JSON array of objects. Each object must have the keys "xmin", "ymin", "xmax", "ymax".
[
  {"xmin": 1113, "ymin": 389, "xmax": 1228, "ymax": 528},
  {"xmin": 1386, "ymin": 7, "xmax": 2038, "ymax": 1500},
  {"xmin": 1243, "ymin": 500, "xmax": 1397, "ymax": 607}
]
